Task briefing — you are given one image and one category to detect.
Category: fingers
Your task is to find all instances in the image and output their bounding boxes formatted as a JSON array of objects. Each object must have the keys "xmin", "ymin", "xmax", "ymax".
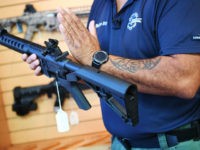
[
  {"xmin": 34, "ymin": 66, "xmax": 42, "ymax": 76},
  {"xmin": 58, "ymin": 8, "xmax": 85, "ymax": 32},
  {"xmin": 23, "ymin": 53, "xmax": 37, "ymax": 63},
  {"xmin": 22, "ymin": 53, "xmax": 28, "ymax": 61},
  {"xmin": 22, "ymin": 53, "xmax": 42, "ymax": 76},
  {"xmin": 65, "ymin": 8, "xmax": 86, "ymax": 32},
  {"xmin": 25, "ymin": 54, "xmax": 39, "ymax": 69},
  {"xmin": 22, "ymin": 53, "xmax": 37, "ymax": 65},
  {"xmin": 57, "ymin": 9, "xmax": 76, "ymax": 35},
  {"xmin": 57, "ymin": 8, "xmax": 87, "ymax": 42},
  {"xmin": 29, "ymin": 59, "xmax": 40, "ymax": 70},
  {"xmin": 59, "ymin": 22, "xmax": 74, "ymax": 47},
  {"xmin": 57, "ymin": 10, "xmax": 75, "ymax": 48}
]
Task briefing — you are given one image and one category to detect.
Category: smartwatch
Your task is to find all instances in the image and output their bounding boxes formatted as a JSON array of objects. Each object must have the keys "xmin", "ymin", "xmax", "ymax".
[{"xmin": 92, "ymin": 51, "xmax": 109, "ymax": 69}]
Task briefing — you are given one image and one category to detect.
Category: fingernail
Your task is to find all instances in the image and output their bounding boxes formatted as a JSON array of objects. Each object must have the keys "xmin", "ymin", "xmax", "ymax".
[
  {"xmin": 32, "ymin": 54, "xmax": 37, "ymax": 59},
  {"xmin": 22, "ymin": 54, "xmax": 27, "ymax": 60}
]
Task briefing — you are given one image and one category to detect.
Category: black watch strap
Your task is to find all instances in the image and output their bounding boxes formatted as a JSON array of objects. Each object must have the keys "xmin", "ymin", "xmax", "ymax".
[{"xmin": 92, "ymin": 60, "xmax": 101, "ymax": 69}]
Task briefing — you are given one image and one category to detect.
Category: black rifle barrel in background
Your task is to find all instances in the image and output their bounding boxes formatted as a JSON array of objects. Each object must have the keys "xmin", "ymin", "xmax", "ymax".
[{"xmin": 0, "ymin": 28, "xmax": 138, "ymax": 126}]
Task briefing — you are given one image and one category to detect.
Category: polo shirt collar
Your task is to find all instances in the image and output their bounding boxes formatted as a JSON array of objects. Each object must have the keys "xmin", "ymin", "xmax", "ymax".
[
  {"xmin": 111, "ymin": 0, "xmax": 136, "ymax": 5},
  {"xmin": 112, "ymin": 0, "xmax": 136, "ymax": 15}
]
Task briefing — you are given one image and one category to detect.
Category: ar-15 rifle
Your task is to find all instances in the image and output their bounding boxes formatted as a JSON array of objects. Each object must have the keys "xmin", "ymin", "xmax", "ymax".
[
  {"xmin": 0, "ymin": 28, "xmax": 138, "ymax": 126},
  {"xmin": 0, "ymin": 4, "xmax": 90, "ymax": 41},
  {"xmin": 12, "ymin": 79, "xmax": 89, "ymax": 116}
]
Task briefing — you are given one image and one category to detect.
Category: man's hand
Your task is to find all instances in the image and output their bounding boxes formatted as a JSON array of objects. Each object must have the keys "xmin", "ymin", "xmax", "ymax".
[
  {"xmin": 57, "ymin": 8, "xmax": 100, "ymax": 66},
  {"xmin": 22, "ymin": 53, "xmax": 42, "ymax": 76}
]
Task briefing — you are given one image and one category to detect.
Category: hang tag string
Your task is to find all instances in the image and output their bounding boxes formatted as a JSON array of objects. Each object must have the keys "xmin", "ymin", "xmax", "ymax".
[
  {"xmin": 55, "ymin": 80, "xmax": 62, "ymax": 109},
  {"xmin": 55, "ymin": 80, "xmax": 70, "ymax": 132}
]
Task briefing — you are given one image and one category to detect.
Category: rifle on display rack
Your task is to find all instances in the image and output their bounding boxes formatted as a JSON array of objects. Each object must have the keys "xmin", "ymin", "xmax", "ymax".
[
  {"xmin": 0, "ymin": 4, "xmax": 90, "ymax": 41},
  {"xmin": 12, "ymin": 79, "xmax": 89, "ymax": 116},
  {"xmin": 0, "ymin": 28, "xmax": 139, "ymax": 126},
  {"xmin": 12, "ymin": 79, "xmax": 68, "ymax": 116}
]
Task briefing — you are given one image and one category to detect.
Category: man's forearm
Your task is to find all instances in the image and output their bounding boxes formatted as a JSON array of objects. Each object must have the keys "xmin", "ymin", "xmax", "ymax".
[{"xmin": 101, "ymin": 54, "xmax": 200, "ymax": 99}]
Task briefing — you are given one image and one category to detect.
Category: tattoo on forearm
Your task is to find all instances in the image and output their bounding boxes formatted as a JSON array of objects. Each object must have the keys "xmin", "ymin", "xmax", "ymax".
[{"xmin": 110, "ymin": 57, "xmax": 161, "ymax": 73}]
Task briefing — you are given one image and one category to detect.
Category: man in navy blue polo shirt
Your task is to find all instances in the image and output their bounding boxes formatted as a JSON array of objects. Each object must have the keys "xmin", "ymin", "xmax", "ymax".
[{"xmin": 23, "ymin": 0, "xmax": 200, "ymax": 149}]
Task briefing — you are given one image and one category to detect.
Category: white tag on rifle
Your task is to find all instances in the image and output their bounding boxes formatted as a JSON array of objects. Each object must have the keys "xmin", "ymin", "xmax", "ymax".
[
  {"xmin": 56, "ymin": 109, "xmax": 70, "ymax": 132},
  {"xmin": 55, "ymin": 81, "xmax": 70, "ymax": 132},
  {"xmin": 69, "ymin": 111, "xmax": 79, "ymax": 125}
]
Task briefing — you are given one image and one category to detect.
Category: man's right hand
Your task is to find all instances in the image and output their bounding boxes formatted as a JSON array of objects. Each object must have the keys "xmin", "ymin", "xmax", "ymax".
[{"xmin": 22, "ymin": 53, "xmax": 42, "ymax": 76}]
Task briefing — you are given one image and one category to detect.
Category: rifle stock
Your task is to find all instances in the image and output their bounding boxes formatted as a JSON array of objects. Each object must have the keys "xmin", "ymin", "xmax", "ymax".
[
  {"xmin": 12, "ymin": 80, "xmax": 69, "ymax": 116},
  {"xmin": 0, "ymin": 28, "xmax": 138, "ymax": 126}
]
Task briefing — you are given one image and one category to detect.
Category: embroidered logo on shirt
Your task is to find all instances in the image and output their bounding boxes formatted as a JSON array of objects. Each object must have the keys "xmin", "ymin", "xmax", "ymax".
[
  {"xmin": 96, "ymin": 21, "xmax": 108, "ymax": 29},
  {"xmin": 127, "ymin": 12, "xmax": 142, "ymax": 31},
  {"xmin": 192, "ymin": 35, "xmax": 200, "ymax": 41}
]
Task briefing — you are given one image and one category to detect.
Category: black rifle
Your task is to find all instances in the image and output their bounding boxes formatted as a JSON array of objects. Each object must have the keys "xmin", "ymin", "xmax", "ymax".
[
  {"xmin": 12, "ymin": 80, "xmax": 69, "ymax": 116},
  {"xmin": 12, "ymin": 80, "xmax": 89, "ymax": 116},
  {"xmin": 0, "ymin": 28, "xmax": 138, "ymax": 126}
]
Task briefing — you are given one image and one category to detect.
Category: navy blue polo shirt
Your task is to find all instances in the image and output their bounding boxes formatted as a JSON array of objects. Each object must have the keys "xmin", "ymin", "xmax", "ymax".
[{"xmin": 88, "ymin": 0, "xmax": 200, "ymax": 141}]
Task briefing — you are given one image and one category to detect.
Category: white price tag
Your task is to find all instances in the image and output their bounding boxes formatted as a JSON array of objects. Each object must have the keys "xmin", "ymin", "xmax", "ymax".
[{"xmin": 56, "ymin": 109, "xmax": 70, "ymax": 132}]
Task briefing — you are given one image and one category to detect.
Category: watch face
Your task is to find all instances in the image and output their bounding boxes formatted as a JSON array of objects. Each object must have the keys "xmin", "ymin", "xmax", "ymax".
[{"xmin": 94, "ymin": 51, "xmax": 108, "ymax": 63}]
